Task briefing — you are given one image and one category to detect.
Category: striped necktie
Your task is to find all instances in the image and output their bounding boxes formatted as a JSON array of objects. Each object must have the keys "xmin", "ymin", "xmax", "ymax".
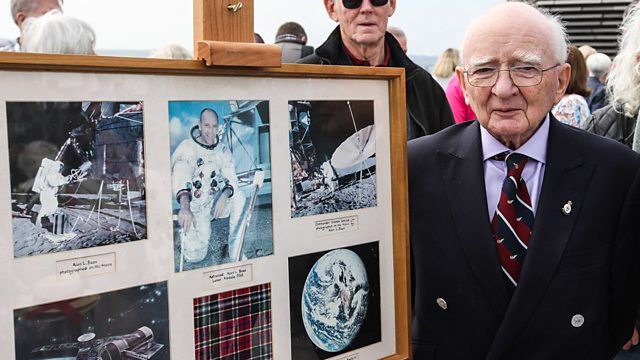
[{"xmin": 491, "ymin": 152, "xmax": 535, "ymax": 289}]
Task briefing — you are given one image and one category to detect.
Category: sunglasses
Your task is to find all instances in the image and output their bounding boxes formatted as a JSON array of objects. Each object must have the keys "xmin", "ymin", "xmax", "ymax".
[{"xmin": 342, "ymin": 0, "xmax": 389, "ymax": 9}]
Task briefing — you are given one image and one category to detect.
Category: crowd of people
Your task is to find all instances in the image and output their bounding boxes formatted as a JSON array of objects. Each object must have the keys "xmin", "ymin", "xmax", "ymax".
[{"xmin": 4, "ymin": 0, "xmax": 640, "ymax": 359}]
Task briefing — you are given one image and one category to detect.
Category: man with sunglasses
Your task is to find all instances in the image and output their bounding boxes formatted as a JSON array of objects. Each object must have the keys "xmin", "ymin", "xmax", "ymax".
[
  {"xmin": 408, "ymin": 3, "xmax": 640, "ymax": 359},
  {"xmin": 299, "ymin": 0, "xmax": 453, "ymax": 140}
]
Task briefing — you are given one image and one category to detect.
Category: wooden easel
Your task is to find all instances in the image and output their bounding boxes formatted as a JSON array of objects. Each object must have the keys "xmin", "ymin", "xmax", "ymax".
[{"xmin": 194, "ymin": 0, "xmax": 282, "ymax": 67}]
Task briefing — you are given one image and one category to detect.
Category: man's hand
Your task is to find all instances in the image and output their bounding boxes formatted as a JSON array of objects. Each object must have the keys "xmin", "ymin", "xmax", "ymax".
[
  {"xmin": 178, "ymin": 207, "xmax": 196, "ymax": 231},
  {"xmin": 623, "ymin": 327, "xmax": 639, "ymax": 351},
  {"xmin": 177, "ymin": 193, "xmax": 196, "ymax": 231},
  {"xmin": 213, "ymin": 193, "xmax": 230, "ymax": 219}
]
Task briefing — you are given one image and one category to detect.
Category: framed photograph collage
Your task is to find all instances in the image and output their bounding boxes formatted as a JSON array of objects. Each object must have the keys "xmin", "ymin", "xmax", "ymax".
[{"xmin": 0, "ymin": 53, "xmax": 410, "ymax": 359}]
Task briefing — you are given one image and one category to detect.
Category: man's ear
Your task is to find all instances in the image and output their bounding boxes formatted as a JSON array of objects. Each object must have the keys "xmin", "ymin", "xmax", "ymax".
[
  {"xmin": 388, "ymin": 0, "xmax": 397, "ymax": 16},
  {"xmin": 324, "ymin": 0, "xmax": 339, "ymax": 22},
  {"xmin": 554, "ymin": 63, "xmax": 571, "ymax": 103},
  {"xmin": 16, "ymin": 12, "xmax": 27, "ymax": 28},
  {"xmin": 455, "ymin": 66, "xmax": 471, "ymax": 105}
]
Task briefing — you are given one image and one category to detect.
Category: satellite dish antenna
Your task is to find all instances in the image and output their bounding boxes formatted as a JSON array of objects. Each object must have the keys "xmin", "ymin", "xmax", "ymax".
[{"xmin": 77, "ymin": 332, "xmax": 96, "ymax": 342}]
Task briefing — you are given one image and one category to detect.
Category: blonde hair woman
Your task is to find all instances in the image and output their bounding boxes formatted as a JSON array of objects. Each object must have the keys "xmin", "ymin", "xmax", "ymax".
[{"xmin": 432, "ymin": 48, "xmax": 460, "ymax": 88}]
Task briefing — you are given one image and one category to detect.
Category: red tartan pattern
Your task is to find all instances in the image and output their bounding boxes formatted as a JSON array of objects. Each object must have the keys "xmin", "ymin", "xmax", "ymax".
[{"xmin": 193, "ymin": 283, "xmax": 272, "ymax": 360}]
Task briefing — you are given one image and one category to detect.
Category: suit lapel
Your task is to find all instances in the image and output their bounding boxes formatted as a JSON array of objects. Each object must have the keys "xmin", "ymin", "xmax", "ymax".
[
  {"xmin": 487, "ymin": 116, "xmax": 595, "ymax": 358},
  {"xmin": 438, "ymin": 121, "xmax": 510, "ymax": 320}
]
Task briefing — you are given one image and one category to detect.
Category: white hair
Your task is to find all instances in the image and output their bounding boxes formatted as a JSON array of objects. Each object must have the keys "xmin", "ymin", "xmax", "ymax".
[
  {"xmin": 542, "ymin": 9, "xmax": 569, "ymax": 64},
  {"xmin": 149, "ymin": 44, "xmax": 192, "ymax": 60},
  {"xmin": 607, "ymin": 3, "xmax": 640, "ymax": 117},
  {"xmin": 387, "ymin": 26, "xmax": 406, "ymax": 39},
  {"xmin": 21, "ymin": 10, "xmax": 95, "ymax": 55},
  {"xmin": 11, "ymin": 0, "xmax": 62, "ymax": 24},
  {"xmin": 586, "ymin": 53, "xmax": 612, "ymax": 78},
  {"xmin": 460, "ymin": 4, "xmax": 568, "ymax": 66}
]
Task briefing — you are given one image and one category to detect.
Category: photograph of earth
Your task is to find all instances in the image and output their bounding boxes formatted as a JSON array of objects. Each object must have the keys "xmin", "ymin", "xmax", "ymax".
[{"xmin": 288, "ymin": 242, "xmax": 380, "ymax": 359}]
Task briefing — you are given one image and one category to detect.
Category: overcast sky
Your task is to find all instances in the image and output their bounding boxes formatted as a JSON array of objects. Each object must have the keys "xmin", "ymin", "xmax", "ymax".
[{"xmin": 1, "ymin": 0, "xmax": 502, "ymax": 56}]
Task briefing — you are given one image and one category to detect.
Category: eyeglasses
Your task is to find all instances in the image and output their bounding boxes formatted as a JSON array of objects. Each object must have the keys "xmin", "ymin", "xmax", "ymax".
[
  {"xmin": 342, "ymin": 0, "xmax": 389, "ymax": 10},
  {"xmin": 463, "ymin": 64, "xmax": 561, "ymax": 87}
]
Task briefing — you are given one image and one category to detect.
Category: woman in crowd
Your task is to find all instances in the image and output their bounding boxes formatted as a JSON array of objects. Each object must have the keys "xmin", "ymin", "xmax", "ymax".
[
  {"xmin": 432, "ymin": 48, "xmax": 459, "ymax": 89},
  {"xmin": 583, "ymin": 4, "xmax": 640, "ymax": 149},
  {"xmin": 552, "ymin": 45, "xmax": 591, "ymax": 127}
]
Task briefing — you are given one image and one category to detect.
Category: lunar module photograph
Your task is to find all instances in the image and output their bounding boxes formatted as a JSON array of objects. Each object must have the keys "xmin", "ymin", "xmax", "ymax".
[
  {"xmin": 289, "ymin": 100, "xmax": 377, "ymax": 218},
  {"xmin": 7, "ymin": 101, "xmax": 147, "ymax": 258}
]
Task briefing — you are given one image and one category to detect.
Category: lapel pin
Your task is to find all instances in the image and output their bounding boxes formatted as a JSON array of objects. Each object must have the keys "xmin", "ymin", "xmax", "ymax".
[
  {"xmin": 436, "ymin": 298, "xmax": 448, "ymax": 310},
  {"xmin": 562, "ymin": 201, "xmax": 573, "ymax": 215}
]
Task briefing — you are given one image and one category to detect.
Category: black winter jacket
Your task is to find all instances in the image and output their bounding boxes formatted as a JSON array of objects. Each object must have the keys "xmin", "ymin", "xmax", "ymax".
[
  {"xmin": 298, "ymin": 26, "xmax": 454, "ymax": 140},
  {"xmin": 582, "ymin": 103, "xmax": 636, "ymax": 148}
]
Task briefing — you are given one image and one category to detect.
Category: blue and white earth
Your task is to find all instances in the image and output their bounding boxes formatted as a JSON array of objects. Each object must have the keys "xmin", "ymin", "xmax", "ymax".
[{"xmin": 301, "ymin": 249, "xmax": 369, "ymax": 352}]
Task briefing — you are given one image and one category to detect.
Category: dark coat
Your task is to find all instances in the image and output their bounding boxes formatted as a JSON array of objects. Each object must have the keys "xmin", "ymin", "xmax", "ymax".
[
  {"xmin": 408, "ymin": 116, "xmax": 640, "ymax": 359},
  {"xmin": 582, "ymin": 103, "xmax": 636, "ymax": 148},
  {"xmin": 587, "ymin": 76, "xmax": 607, "ymax": 113},
  {"xmin": 299, "ymin": 26, "xmax": 454, "ymax": 140}
]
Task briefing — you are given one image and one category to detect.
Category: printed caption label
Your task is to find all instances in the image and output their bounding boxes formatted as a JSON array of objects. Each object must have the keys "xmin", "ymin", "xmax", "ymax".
[
  {"xmin": 337, "ymin": 353, "xmax": 359, "ymax": 360},
  {"xmin": 315, "ymin": 215, "xmax": 359, "ymax": 236},
  {"xmin": 204, "ymin": 264, "xmax": 253, "ymax": 289},
  {"xmin": 57, "ymin": 252, "xmax": 116, "ymax": 280}
]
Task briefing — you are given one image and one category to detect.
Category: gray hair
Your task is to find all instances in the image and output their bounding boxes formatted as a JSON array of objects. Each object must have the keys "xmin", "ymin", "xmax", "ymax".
[
  {"xmin": 586, "ymin": 53, "xmax": 611, "ymax": 78},
  {"xmin": 20, "ymin": 10, "xmax": 95, "ymax": 55},
  {"xmin": 542, "ymin": 8, "xmax": 569, "ymax": 64},
  {"xmin": 607, "ymin": 3, "xmax": 640, "ymax": 117},
  {"xmin": 460, "ymin": 4, "xmax": 568, "ymax": 66},
  {"xmin": 149, "ymin": 44, "xmax": 192, "ymax": 60},
  {"xmin": 387, "ymin": 26, "xmax": 406, "ymax": 39},
  {"xmin": 11, "ymin": 0, "xmax": 62, "ymax": 24}
]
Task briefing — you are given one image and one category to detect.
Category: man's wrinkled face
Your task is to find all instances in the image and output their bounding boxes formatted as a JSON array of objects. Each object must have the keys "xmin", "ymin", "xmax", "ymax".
[
  {"xmin": 456, "ymin": 9, "xmax": 570, "ymax": 148},
  {"xmin": 199, "ymin": 111, "xmax": 219, "ymax": 146},
  {"xmin": 17, "ymin": 0, "xmax": 62, "ymax": 27},
  {"xmin": 325, "ymin": 0, "xmax": 396, "ymax": 47}
]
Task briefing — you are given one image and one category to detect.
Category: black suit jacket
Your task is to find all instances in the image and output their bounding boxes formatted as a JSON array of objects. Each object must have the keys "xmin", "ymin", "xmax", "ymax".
[{"xmin": 408, "ymin": 117, "xmax": 640, "ymax": 359}]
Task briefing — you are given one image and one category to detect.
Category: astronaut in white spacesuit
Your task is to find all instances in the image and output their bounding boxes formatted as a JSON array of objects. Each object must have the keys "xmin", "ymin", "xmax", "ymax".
[
  {"xmin": 32, "ymin": 158, "xmax": 70, "ymax": 228},
  {"xmin": 171, "ymin": 108, "xmax": 246, "ymax": 263}
]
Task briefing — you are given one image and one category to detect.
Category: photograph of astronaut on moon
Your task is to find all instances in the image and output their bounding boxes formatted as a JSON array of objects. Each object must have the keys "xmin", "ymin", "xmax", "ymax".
[
  {"xmin": 169, "ymin": 100, "xmax": 273, "ymax": 272},
  {"xmin": 289, "ymin": 100, "xmax": 377, "ymax": 218},
  {"xmin": 13, "ymin": 281, "xmax": 169, "ymax": 360},
  {"xmin": 7, "ymin": 101, "xmax": 147, "ymax": 258},
  {"xmin": 288, "ymin": 242, "xmax": 381, "ymax": 359}
]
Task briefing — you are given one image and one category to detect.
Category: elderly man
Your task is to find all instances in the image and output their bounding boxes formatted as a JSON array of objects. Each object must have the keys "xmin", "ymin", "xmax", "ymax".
[
  {"xmin": 300, "ymin": 0, "xmax": 453, "ymax": 140},
  {"xmin": 586, "ymin": 52, "xmax": 612, "ymax": 113},
  {"xmin": 3, "ymin": 0, "xmax": 63, "ymax": 51},
  {"xmin": 387, "ymin": 25, "xmax": 407, "ymax": 53},
  {"xmin": 408, "ymin": 3, "xmax": 640, "ymax": 359}
]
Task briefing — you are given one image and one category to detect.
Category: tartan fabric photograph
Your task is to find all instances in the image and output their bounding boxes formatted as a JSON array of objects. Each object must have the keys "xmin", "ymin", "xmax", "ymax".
[{"xmin": 194, "ymin": 283, "xmax": 272, "ymax": 360}]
